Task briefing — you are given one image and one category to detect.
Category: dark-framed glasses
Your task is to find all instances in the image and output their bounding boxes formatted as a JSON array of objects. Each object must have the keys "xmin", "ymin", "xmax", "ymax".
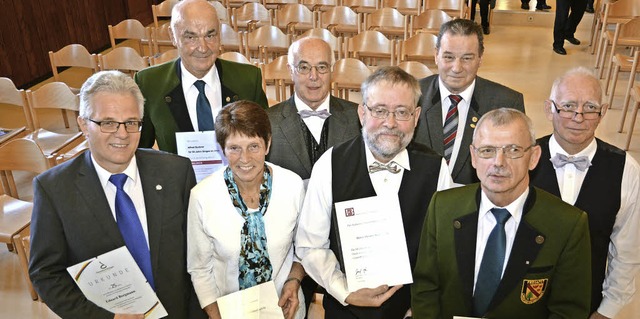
[
  {"xmin": 472, "ymin": 144, "xmax": 535, "ymax": 159},
  {"xmin": 550, "ymin": 100, "xmax": 603, "ymax": 120},
  {"xmin": 365, "ymin": 105, "xmax": 416, "ymax": 121},
  {"xmin": 293, "ymin": 62, "xmax": 330, "ymax": 75},
  {"xmin": 88, "ymin": 119, "xmax": 143, "ymax": 133}
]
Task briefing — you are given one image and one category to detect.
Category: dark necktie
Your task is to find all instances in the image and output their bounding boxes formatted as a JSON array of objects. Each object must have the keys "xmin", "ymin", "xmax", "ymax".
[
  {"xmin": 550, "ymin": 153, "xmax": 591, "ymax": 171},
  {"xmin": 194, "ymin": 80, "xmax": 214, "ymax": 131},
  {"xmin": 444, "ymin": 95, "xmax": 461, "ymax": 163},
  {"xmin": 110, "ymin": 174, "xmax": 155, "ymax": 290},
  {"xmin": 368, "ymin": 161, "xmax": 401, "ymax": 174},
  {"xmin": 299, "ymin": 109, "xmax": 331, "ymax": 119},
  {"xmin": 473, "ymin": 208, "xmax": 511, "ymax": 316}
]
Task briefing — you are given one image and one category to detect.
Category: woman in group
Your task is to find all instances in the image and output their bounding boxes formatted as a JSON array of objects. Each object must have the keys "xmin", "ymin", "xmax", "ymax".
[{"xmin": 187, "ymin": 100, "xmax": 306, "ymax": 319}]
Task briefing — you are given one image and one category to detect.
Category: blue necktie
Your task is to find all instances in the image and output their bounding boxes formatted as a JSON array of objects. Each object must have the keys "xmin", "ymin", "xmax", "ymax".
[
  {"xmin": 110, "ymin": 174, "xmax": 155, "ymax": 290},
  {"xmin": 473, "ymin": 208, "xmax": 511, "ymax": 316},
  {"xmin": 194, "ymin": 80, "xmax": 214, "ymax": 131}
]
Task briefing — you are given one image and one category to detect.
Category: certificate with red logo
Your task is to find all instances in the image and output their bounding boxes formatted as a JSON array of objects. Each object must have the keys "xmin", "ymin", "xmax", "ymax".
[
  {"xmin": 176, "ymin": 131, "xmax": 226, "ymax": 182},
  {"xmin": 335, "ymin": 195, "xmax": 413, "ymax": 292}
]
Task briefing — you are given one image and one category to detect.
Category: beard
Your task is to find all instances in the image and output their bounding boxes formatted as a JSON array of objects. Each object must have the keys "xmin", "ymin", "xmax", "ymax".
[{"xmin": 362, "ymin": 119, "xmax": 413, "ymax": 162}]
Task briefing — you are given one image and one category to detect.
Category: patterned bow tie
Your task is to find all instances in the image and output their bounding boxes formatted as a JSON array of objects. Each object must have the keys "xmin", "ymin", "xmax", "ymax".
[
  {"xmin": 550, "ymin": 153, "xmax": 591, "ymax": 171},
  {"xmin": 368, "ymin": 161, "xmax": 401, "ymax": 174},
  {"xmin": 299, "ymin": 109, "xmax": 331, "ymax": 119}
]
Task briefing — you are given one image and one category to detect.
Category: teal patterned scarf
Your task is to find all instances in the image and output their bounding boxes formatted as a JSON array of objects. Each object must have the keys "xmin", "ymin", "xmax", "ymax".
[{"xmin": 223, "ymin": 165, "xmax": 273, "ymax": 290}]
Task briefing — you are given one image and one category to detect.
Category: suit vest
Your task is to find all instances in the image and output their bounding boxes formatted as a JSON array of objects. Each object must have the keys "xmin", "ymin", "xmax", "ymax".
[
  {"xmin": 326, "ymin": 135, "xmax": 442, "ymax": 319},
  {"xmin": 530, "ymin": 135, "xmax": 625, "ymax": 312}
]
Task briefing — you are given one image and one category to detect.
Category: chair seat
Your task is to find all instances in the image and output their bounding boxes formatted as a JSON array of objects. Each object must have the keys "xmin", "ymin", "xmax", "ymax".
[
  {"xmin": 0, "ymin": 194, "xmax": 32, "ymax": 243},
  {"xmin": 24, "ymin": 129, "xmax": 84, "ymax": 157}
]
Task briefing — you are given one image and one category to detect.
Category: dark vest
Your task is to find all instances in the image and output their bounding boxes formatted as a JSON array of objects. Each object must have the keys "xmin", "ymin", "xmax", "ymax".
[
  {"xmin": 326, "ymin": 135, "xmax": 442, "ymax": 319},
  {"xmin": 530, "ymin": 135, "xmax": 625, "ymax": 312}
]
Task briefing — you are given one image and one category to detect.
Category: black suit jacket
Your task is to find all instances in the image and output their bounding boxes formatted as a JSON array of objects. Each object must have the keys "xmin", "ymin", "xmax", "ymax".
[
  {"xmin": 266, "ymin": 95, "xmax": 361, "ymax": 180},
  {"xmin": 29, "ymin": 149, "xmax": 205, "ymax": 319},
  {"xmin": 414, "ymin": 75, "xmax": 525, "ymax": 184}
]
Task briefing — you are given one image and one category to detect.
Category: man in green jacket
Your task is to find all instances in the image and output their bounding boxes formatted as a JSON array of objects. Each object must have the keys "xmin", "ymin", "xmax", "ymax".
[
  {"xmin": 412, "ymin": 108, "xmax": 591, "ymax": 318},
  {"xmin": 135, "ymin": 0, "xmax": 268, "ymax": 153}
]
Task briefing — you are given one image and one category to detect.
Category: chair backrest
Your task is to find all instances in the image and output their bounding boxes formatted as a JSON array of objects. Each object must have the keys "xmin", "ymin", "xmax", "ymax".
[
  {"xmin": 412, "ymin": 9, "xmax": 452, "ymax": 35},
  {"xmin": 245, "ymin": 25, "xmax": 291, "ymax": 63},
  {"xmin": 263, "ymin": 0, "xmax": 298, "ymax": 10},
  {"xmin": 400, "ymin": 32, "xmax": 438, "ymax": 63},
  {"xmin": 342, "ymin": 0, "xmax": 378, "ymax": 14},
  {"xmin": 298, "ymin": 28, "xmax": 343, "ymax": 60},
  {"xmin": 383, "ymin": 0, "xmax": 421, "ymax": 16},
  {"xmin": 397, "ymin": 61, "xmax": 434, "ymax": 79},
  {"xmin": 48, "ymin": 44, "xmax": 98, "ymax": 89},
  {"xmin": 347, "ymin": 30, "xmax": 395, "ymax": 66},
  {"xmin": 261, "ymin": 55, "xmax": 292, "ymax": 101},
  {"xmin": 275, "ymin": 4, "xmax": 315, "ymax": 35},
  {"xmin": 152, "ymin": 0, "xmax": 179, "ymax": 27},
  {"xmin": 220, "ymin": 23, "xmax": 244, "ymax": 53},
  {"xmin": 320, "ymin": 6, "xmax": 360, "ymax": 36},
  {"xmin": 232, "ymin": 2, "xmax": 273, "ymax": 32},
  {"xmin": 219, "ymin": 51, "xmax": 253, "ymax": 64},
  {"xmin": 151, "ymin": 49, "xmax": 179, "ymax": 65},
  {"xmin": 332, "ymin": 58, "xmax": 372, "ymax": 98},
  {"xmin": 620, "ymin": 16, "xmax": 640, "ymax": 38},
  {"xmin": 108, "ymin": 19, "xmax": 148, "ymax": 54},
  {"xmin": 25, "ymin": 82, "xmax": 79, "ymax": 129},
  {"xmin": 98, "ymin": 47, "xmax": 150, "ymax": 76},
  {"xmin": 150, "ymin": 23, "xmax": 176, "ymax": 56},
  {"xmin": 302, "ymin": 0, "xmax": 338, "ymax": 12},
  {"xmin": 366, "ymin": 7, "xmax": 408, "ymax": 40},
  {"xmin": 210, "ymin": 0, "xmax": 231, "ymax": 24},
  {"xmin": 423, "ymin": 0, "xmax": 464, "ymax": 18},
  {"xmin": 0, "ymin": 138, "xmax": 51, "ymax": 175},
  {"xmin": 605, "ymin": 0, "xmax": 640, "ymax": 22},
  {"xmin": 0, "ymin": 78, "xmax": 32, "ymax": 129}
]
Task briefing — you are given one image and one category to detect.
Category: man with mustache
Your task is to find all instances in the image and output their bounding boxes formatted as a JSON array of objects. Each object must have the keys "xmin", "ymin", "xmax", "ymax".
[
  {"xmin": 134, "ymin": 0, "xmax": 268, "ymax": 154},
  {"xmin": 295, "ymin": 66, "xmax": 453, "ymax": 319},
  {"xmin": 414, "ymin": 19, "xmax": 524, "ymax": 185},
  {"xmin": 412, "ymin": 108, "xmax": 591, "ymax": 318}
]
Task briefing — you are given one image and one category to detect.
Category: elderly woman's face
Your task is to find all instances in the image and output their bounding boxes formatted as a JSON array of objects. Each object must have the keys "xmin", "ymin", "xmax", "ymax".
[{"xmin": 224, "ymin": 133, "xmax": 270, "ymax": 186}]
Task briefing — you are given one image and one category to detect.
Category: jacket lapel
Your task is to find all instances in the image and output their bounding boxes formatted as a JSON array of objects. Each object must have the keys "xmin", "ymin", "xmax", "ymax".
[
  {"xmin": 423, "ymin": 79, "xmax": 444, "ymax": 153},
  {"xmin": 166, "ymin": 59, "xmax": 194, "ymax": 132},
  {"xmin": 135, "ymin": 151, "xmax": 164, "ymax": 275},
  {"xmin": 278, "ymin": 97, "xmax": 312, "ymax": 176},
  {"xmin": 216, "ymin": 59, "xmax": 241, "ymax": 106},
  {"xmin": 326, "ymin": 96, "xmax": 353, "ymax": 146},
  {"xmin": 454, "ymin": 210, "xmax": 480, "ymax": 311}
]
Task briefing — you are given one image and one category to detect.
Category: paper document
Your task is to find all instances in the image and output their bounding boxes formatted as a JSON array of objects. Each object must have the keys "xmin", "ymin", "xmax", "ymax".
[
  {"xmin": 335, "ymin": 195, "xmax": 413, "ymax": 292},
  {"xmin": 66, "ymin": 246, "xmax": 168, "ymax": 319},
  {"xmin": 217, "ymin": 281, "xmax": 285, "ymax": 319},
  {"xmin": 175, "ymin": 131, "xmax": 225, "ymax": 182}
]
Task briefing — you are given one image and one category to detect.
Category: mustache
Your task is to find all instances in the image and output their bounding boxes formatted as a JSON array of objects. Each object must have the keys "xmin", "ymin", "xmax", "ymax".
[
  {"xmin": 486, "ymin": 167, "xmax": 511, "ymax": 177},
  {"xmin": 373, "ymin": 128, "xmax": 404, "ymax": 138}
]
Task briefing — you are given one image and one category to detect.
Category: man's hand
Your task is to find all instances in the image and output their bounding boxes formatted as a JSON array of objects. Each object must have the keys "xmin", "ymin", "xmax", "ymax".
[
  {"xmin": 344, "ymin": 284, "xmax": 403, "ymax": 307},
  {"xmin": 278, "ymin": 278, "xmax": 301, "ymax": 319},
  {"xmin": 203, "ymin": 302, "xmax": 222, "ymax": 319},
  {"xmin": 589, "ymin": 312, "xmax": 611, "ymax": 319},
  {"xmin": 114, "ymin": 314, "xmax": 144, "ymax": 319}
]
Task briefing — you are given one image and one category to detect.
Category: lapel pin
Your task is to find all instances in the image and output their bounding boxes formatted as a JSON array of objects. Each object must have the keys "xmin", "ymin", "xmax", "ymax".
[
  {"xmin": 165, "ymin": 96, "xmax": 172, "ymax": 103},
  {"xmin": 453, "ymin": 220, "xmax": 461, "ymax": 229},
  {"xmin": 472, "ymin": 116, "xmax": 478, "ymax": 123},
  {"xmin": 225, "ymin": 96, "xmax": 231, "ymax": 102},
  {"xmin": 156, "ymin": 185, "xmax": 163, "ymax": 191},
  {"xmin": 526, "ymin": 261, "xmax": 530, "ymax": 265},
  {"xmin": 535, "ymin": 235, "xmax": 545, "ymax": 244}
]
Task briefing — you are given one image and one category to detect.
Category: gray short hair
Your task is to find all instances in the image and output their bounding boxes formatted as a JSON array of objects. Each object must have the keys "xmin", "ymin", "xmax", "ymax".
[
  {"xmin": 549, "ymin": 66, "xmax": 602, "ymax": 102},
  {"xmin": 474, "ymin": 108, "xmax": 536, "ymax": 145},
  {"xmin": 79, "ymin": 70, "xmax": 145, "ymax": 119},
  {"xmin": 437, "ymin": 19, "xmax": 484, "ymax": 57},
  {"xmin": 361, "ymin": 66, "xmax": 421, "ymax": 107}
]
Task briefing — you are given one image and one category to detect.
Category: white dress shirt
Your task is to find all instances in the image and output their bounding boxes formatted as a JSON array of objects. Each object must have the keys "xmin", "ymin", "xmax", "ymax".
[
  {"xmin": 294, "ymin": 93, "xmax": 331, "ymax": 143},
  {"xmin": 548, "ymin": 135, "xmax": 640, "ymax": 317},
  {"xmin": 473, "ymin": 189, "xmax": 527, "ymax": 292},
  {"xmin": 181, "ymin": 62, "xmax": 222, "ymax": 131},
  {"xmin": 295, "ymin": 145, "xmax": 453, "ymax": 305},
  {"xmin": 92, "ymin": 155, "xmax": 150, "ymax": 246},
  {"xmin": 438, "ymin": 77, "xmax": 475, "ymax": 172}
]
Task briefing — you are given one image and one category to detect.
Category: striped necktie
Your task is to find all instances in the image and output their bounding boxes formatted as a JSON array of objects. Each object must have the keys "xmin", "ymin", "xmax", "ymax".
[{"xmin": 444, "ymin": 94, "xmax": 462, "ymax": 163}]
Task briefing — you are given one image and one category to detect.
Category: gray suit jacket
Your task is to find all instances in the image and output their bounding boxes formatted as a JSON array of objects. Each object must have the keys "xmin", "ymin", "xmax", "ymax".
[
  {"xmin": 29, "ymin": 149, "xmax": 205, "ymax": 319},
  {"xmin": 266, "ymin": 95, "xmax": 361, "ymax": 180},
  {"xmin": 414, "ymin": 75, "xmax": 525, "ymax": 184}
]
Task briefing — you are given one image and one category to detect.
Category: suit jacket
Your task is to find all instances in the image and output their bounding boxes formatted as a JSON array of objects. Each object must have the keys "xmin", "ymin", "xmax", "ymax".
[
  {"xmin": 414, "ymin": 75, "xmax": 525, "ymax": 184},
  {"xmin": 266, "ymin": 95, "xmax": 361, "ymax": 180},
  {"xmin": 135, "ymin": 58, "xmax": 269, "ymax": 153},
  {"xmin": 412, "ymin": 185, "xmax": 592, "ymax": 319},
  {"xmin": 29, "ymin": 149, "xmax": 206, "ymax": 319}
]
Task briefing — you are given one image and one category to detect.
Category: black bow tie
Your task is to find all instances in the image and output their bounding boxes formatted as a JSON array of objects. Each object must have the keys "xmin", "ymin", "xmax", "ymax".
[
  {"xmin": 368, "ymin": 161, "xmax": 401, "ymax": 174},
  {"xmin": 550, "ymin": 153, "xmax": 591, "ymax": 171}
]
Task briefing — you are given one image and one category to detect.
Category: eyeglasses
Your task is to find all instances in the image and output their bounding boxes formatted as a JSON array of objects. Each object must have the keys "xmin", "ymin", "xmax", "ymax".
[
  {"xmin": 88, "ymin": 119, "xmax": 143, "ymax": 133},
  {"xmin": 550, "ymin": 100, "xmax": 602, "ymax": 120},
  {"xmin": 365, "ymin": 105, "xmax": 416, "ymax": 121},
  {"xmin": 225, "ymin": 143, "xmax": 263, "ymax": 155},
  {"xmin": 472, "ymin": 144, "xmax": 535, "ymax": 159},
  {"xmin": 293, "ymin": 62, "xmax": 330, "ymax": 75}
]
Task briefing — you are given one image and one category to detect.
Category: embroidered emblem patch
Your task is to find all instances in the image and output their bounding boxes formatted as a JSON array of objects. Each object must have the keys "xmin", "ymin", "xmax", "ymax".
[{"xmin": 521, "ymin": 278, "xmax": 548, "ymax": 304}]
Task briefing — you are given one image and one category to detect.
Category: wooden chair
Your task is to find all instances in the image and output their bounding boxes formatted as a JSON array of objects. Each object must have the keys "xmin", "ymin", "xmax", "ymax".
[
  {"xmin": 593, "ymin": 0, "xmax": 640, "ymax": 60},
  {"xmin": 346, "ymin": 30, "xmax": 396, "ymax": 67},
  {"xmin": 342, "ymin": 0, "xmax": 378, "ymax": 14},
  {"xmin": 0, "ymin": 138, "xmax": 51, "ymax": 300},
  {"xmin": 275, "ymin": 4, "xmax": 315, "ymax": 37},
  {"xmin": 398, "ymin": 61, "xmax": 434, "ymax": 79},
  {"xmin": 245, "ymin": 25, "xmax": 291, "ymax": 63},
  {"xmin": 219, "ymin": 51, "xmax": 254, "ymax": 64},
  {"xmin": 302, "ymin": 0, "xmax": 339, "ymax": 13},
  {"xmin": 366, "ymin": 8, "xmax": 409, "ymax": 40},
  {"xmin": 231, "ymin": 2, "xmax": 273, "ymax": 32},
  {"xmin": 13, "ymin": 226, "xmax": 36, "ymax": 300},
  {"xmin": 0, "ymin": 77, "xmax": 33, "ymax": 131},
  {"xmin": 423, "ymin": 0, "xmax": 465, "ymax": 19},
  {"xmin": 600, "ymin": 17, "xmax": 640, "ymax": 83},
  {"xmin": 298, "ymin": 28, "xmax": 344, "ymax": 61},
  {"xmin": 150, "ymin": 49, "xmax": 179, "ymax": 66},
  {"xmin": 399, "ymin": 32, "xmax": 438, "ymax": 67},
  {"xmin": 411, "ymin": 9, "xmax": 453, "ymax": 36},
  {"xmin": 226, "ymin": 0, "xmax": 261, "ymax": 10},
  {"xmin": 383, "ymin": 0, "xmax": 421, "ymax": 16},
  {"xmin": 210, "ymin": 0, "xmax": 231, "ymax": 24},
  {"xmin": 152, "ymin": 0, "xmax": 179, "ymax": 27},
  {"xmin": 622, "ymin": 84, "xmax": 640, "ymax": 150},
  {"xmin": 220, "ymin": 23, "xmax": 245, "ymax": 54},
  {"xmin": 149, "ymin": 23, "xmax": 176, "ymax": 56},
  {"xmin": 263, "ymin": 0, "xmax": 298, "ymax": 10},
  {"xmin": 320, "ymin": 6, "xmax": 361, "ymax": 37},
  {"xmin": 98, "ymin": 47, "xmax": 150, "ymax": 77},
  {"xmin": 613, "ymin": 50, "xmax": 640, "ymax": 132},
  {"xmin": 108, "ymin": 19, "xmax": 150, "ymax": 55},
  {"xmin": 332, "ymin": 58, "xmax": 372, "ymax": 100},
  {"xmin": 54, "ymin": 140, "xmax": 89, "ymax": 165},
  {"xmin": 261, "ymin": 55, "xmax": 293, "ymax": 102}
]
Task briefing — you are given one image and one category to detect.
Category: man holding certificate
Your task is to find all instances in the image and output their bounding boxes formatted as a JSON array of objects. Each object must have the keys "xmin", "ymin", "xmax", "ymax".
[
  {"xmin": 295, "ymin": 66, "xmax": 453, "ymax": 318},
  {"xmin": 29, "ymin": 71, "xmax": 206, "ymax": 319},
  {"xmin": 411, "ymin": 108, "xmax": 592, "ymax": 318}
]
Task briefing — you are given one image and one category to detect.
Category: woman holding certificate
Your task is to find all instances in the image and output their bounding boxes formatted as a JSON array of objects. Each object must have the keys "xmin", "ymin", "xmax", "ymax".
[{"xmin": 187, "ymin": 100, "xmax": 306, "ymax": 319}]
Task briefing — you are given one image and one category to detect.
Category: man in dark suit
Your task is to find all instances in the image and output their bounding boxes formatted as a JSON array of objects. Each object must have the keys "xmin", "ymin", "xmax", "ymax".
[
  {"xmin": 267, "ymin": 37, "xmax": 361, "ymax": 182},
  {"xmin": 135, "ymin": 0, "xmax": 268, "ymax": 154},
  {"xmin": 415, "ymin": 19, "xmax": 525, "ymax": 185},
  {"xmin": 412, "ymin": 108, "xmax": 591, "ymax": 318},
  {"xmin": 530, "ymin": 67, "xmax": 640, "ymax": 319},
  {"xmin": 29, "ymin": 71, "xmax": 206, "ymax": 319},
  {"xmin": 552, "ymin": 0, "xmax": 587, "ymax": 55}
]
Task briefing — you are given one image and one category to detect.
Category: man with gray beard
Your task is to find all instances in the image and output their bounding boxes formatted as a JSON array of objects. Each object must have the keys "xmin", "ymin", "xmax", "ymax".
[{"xmin": 295, "ymin": 66, "xmax": 453, "ymax": 319}]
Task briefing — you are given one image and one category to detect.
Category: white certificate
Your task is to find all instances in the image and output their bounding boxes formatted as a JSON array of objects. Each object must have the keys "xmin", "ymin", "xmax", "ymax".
[
  {"xmin": 66, "ymin": 246, "xmax": 168, "ymax": 319},
  {"xmin": 175, "ymin": 131, "xmax": 226, "ymax": 182},
  {"xmin": 217, "ymin": 281, "xmax": 285, "ymax": 319},
  {"xmin": 335, "ymin": 195, "xmax": 413, "ymax": 292}
]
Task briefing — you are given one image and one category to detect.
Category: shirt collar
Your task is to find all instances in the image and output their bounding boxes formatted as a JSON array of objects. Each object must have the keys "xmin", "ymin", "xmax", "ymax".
[
  {"xmin": 294, "ymin": 93, "xmax": 331, "ymax": 113},
  {"xmin": 364, "ymin": 144, "xmax": 411, "ymax": 171},
  {"xmin": 549, "ymin": 135, "xmax": 597, "ymax": 161},
  {"xmin": 91, "ymin": 154, "xmax": 140, "ymax": 189},
  {"xmin": 180, "ymin": 61, "xmax": 218, "ymax": 89},
  {"xmin": 479, "ymin": 187, "xmax": 528, "ymax": 222},
  {"xmin": 438, "ymin": 77, "xmax": 476, "ymax": 106}
]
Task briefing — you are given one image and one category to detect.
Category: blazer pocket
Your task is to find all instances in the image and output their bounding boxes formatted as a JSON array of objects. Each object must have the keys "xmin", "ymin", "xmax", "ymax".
[{"xmin": 527, "ymin": 265, "xmax": 554, "ymax": 274}]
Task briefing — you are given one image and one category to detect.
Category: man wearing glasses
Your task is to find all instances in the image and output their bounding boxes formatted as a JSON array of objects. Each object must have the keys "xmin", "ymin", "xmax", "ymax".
[
  {"xmin": 29, "ymin": 71, "xmax": 206, "ymax": 319},
  {"xmin": 530, "ymin": 67, "xmax": 640, "ymax": 319},
  {"xmin": 412, "ymin": 107, "xmax": 591, "ymax": 318},
  {"xmin": 296, "ymin": 67, "xmax": 453, "ymax": 318}
]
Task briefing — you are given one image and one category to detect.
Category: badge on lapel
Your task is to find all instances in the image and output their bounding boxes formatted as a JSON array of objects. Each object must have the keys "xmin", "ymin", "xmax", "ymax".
[{"xmin": 521, "ymin": 278, "xmax": 548, "ymax": 304}]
